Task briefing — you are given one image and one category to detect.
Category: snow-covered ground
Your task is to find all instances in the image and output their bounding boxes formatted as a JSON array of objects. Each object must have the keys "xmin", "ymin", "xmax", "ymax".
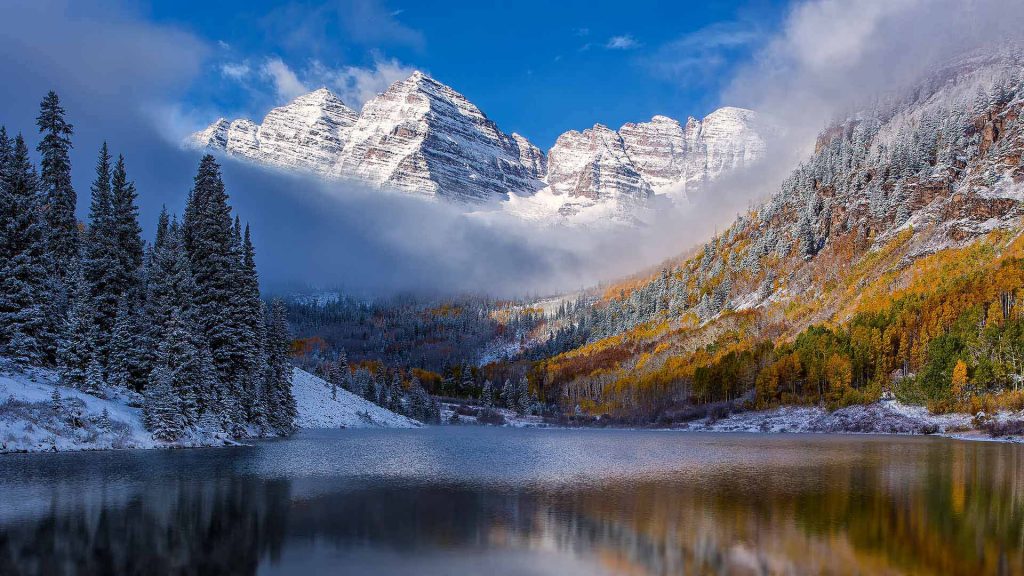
[
  {"xmin": 0, "ymin": 362, "xmax": 417, "ymax": 454},
  {"xmin": 292, "ymin": 368, "xmax": 420, "ymax": 429},
  {"xmin": 439, "ymin": 401, "xmax": 549, "ymax": 428},
  {"xmin": 679, "ymin": 399, "xmax": 994, "ymax": 438},
  {"xmin": 0, "ymin": 363, "xmax": 228, "ymax": 453}
]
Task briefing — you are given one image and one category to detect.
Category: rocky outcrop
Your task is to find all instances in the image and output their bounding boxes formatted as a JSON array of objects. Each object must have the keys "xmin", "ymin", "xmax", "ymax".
[{"xmin": 546, "ymin": 124, "xmax": 651, "ymax": 204}]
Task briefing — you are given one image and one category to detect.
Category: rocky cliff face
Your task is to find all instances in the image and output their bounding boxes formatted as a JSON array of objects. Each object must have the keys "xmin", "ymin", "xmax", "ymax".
[
  {"xmin": 194, "ymin": 88, "xmax": 358, "ymax": 175},
  {"xmin": 546, "ymin": 124, "xmax": 652, "ymax": 204},
  {"xmin": 192, "ymin": 72, "xmax": 768, "ymax": 218},
  {"xmin": 518, "ymin": 108, "xmax": 766, "ymax": 221},
  {"xmin": 330, "ymin": 71, "xmax": 542, "ymax": 202}
]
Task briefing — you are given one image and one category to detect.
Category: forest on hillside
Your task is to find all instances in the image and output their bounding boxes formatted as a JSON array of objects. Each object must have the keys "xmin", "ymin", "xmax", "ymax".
[
  {"xmin": 284, "ymin": 51, "xmax": 1024, "ymax": 430},
  {"xmin": 0, "ymin": 92, "xmax": 296, "ymax": 442}
]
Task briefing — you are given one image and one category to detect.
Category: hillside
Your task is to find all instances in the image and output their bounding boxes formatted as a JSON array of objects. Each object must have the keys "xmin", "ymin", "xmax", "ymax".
[{"xmin": 524, "ymin": 48, "xmax": 1024, "ymax": 424}]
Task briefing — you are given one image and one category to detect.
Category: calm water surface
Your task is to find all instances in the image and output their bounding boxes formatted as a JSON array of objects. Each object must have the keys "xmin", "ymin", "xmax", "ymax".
[{"xmin": 1, "ymin": 428, "xmax": 1022, "ymax": 575}]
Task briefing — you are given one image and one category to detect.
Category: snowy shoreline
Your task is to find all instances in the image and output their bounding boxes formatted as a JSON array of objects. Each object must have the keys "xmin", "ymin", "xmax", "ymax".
[
  {"xmin": 661, "ymin": 399, "xmax": 1024, "ymax": 443},
  {"xmin": 1, "ymin": 366, "xmax": 418, "ymax": 455},
  {"xmin": 5, "ymin": 361, "xmax": 1019, "ymax": 455}
]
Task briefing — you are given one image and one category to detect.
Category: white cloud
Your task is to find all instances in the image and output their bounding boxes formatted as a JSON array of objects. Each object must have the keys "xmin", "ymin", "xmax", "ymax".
[
  {"xmin": 312, "ymin": 56, "xmax": 418, "ymax": 107},
  {"xmin": 606, "ymin": 35, "xmax": 638, "ymax": 50},
  {"xmin": 262, "ymin": 57, "xmax": 308, "ymax": 102},
  {"xmin": 644, "ymin": 20, "xmax": 764, "ymax": 83},
  {"xmin": 220, "ymin": 61, "xmax": 251, "ymax": 80}
]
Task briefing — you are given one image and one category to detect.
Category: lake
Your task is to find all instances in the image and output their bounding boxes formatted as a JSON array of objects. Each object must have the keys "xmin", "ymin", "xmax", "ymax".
[{"xmin": 1, "ymin": 428, "xmax": 1021, "ymax": 575}]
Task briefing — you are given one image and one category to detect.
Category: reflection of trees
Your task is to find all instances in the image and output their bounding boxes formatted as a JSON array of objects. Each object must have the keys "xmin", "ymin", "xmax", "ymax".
[
  {"xmin": 0, "ymin": 477, "xmax": 290, "ymax": 575},
  {"xmin": 538, "ymin": 441, "xmax": 1024, "ymax": 576},
  {"xmin": 0, "ymin": 439, "xmax": 1021, "ymax": 575}
]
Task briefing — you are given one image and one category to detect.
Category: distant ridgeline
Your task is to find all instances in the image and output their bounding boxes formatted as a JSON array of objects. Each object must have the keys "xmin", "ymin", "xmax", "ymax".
[
  {"xmin": 523, "ymin": 48, "xmax": 1024, "ymax": 422},
  {"xmin": 283, "ymin": 294, "xmax": 541, "ymax": 419},
  {"xmin": 0, "ymin": 92, "xmax": 295, "ymax": 440}
]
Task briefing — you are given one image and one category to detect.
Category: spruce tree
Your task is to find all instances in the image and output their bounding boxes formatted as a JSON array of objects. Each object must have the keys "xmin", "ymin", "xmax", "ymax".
[
  {"xmin": 110, "ymin": 155, "xmax": 144, "ymax": 301},
  {"xmin": 84, "ymin": 356, "xmax": 104, "ymax": 395},
  {"xmin": 148, "ymin": 312, "xmax": 203, "ymax": 430},
  {"xmin": 183, "ymin": 156, "xmax": 248, "ymax": 402},
  {"xmin": 57, "ymin": 257, "xmax": 95, "ymax": 389},
  {"xmin": 108, "ymin": 295, "xmax": 146, "ymax": 391},
  {"xmin": 0, "ymin": 134, "xmax": 56, "ymax": 365},
  {"xmin": 265, "ymin": 299, "xmax": 296, "ymax": 434},
  {"xmin": 144, "ymin": 365, "xmax": 185, "ymax": 442},
  {"xmin": 83, "ymin": 143, "xmax": 120, "ymax": 368},
  {"xmin": 235, "ymin": 224, "xmax": 265, "ymax": 423},
  {"xmin": 36, "ymin": 91, "xmax": 78, "ymax": 282}
]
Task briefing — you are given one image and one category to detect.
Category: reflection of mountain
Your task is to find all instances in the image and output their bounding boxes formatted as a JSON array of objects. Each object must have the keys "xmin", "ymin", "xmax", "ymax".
[{"xmin": 1, "ymin": 435, "xmax": 1022, "ymax": 575}]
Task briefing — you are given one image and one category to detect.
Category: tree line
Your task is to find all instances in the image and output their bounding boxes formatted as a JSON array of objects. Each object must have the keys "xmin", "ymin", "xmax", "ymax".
[{"xmin": 0, "ymin": 92, "xmax": 295, "ymax": 441}]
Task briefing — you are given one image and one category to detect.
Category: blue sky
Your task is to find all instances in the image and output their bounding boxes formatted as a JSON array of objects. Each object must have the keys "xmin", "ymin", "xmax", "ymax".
[{"xmin": 146, "ymin": 0, "xmax": 787, "ymax": 149}]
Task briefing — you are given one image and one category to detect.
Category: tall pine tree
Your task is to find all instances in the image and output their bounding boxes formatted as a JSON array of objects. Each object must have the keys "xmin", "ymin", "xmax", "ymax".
[
  {"xmin": 83, "ymin": 143, "xmax": 120, "ymax": 369},
  {"xmin": 110, "ymin": 154, "xmax": 144, "ymax": 301},
  {"xmin": 0, "ymin": 134, "xmax": 56, "ymax": 364},
  {"xmin": 36, "ymin": 91, "xmax": 78, "ymax": 283},
  {"xmin": 265, "ymin": 299, "xmax": 296, "ymax": 434},
  {"xmin": 183, "ymin": 156, "xmax": 248, "ymax": 405}
]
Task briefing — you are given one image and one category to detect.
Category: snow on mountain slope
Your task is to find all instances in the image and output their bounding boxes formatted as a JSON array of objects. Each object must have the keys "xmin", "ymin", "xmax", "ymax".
[
  {"xmin": 0, "ymin": 362, "xmax": 416, "ymax": 453},
  {"xmin": 291, "ymin": 367, "xmax": 421, "ymax": 429},
  {"xmin": 192, "ymin": 71, "xmax": 768, "ymax": 221},
  {"xmin": 193, "ymin": 88, "xmax": 357, "ymax": 175},
  {"xmin": 332, "ymin": 71, "xmax": 543, "ymax": 203}
]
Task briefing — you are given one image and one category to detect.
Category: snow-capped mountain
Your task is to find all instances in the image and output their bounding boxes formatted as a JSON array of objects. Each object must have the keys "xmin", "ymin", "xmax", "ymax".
[
  {"xmin": 194, "ymin": 88, "xmax": 358, "ymax": 176},
  {"xmin": 192, "ymin": 72, "xmax": 768, "ymax": 220},
  {"xmin": 328, "ymin": 71, "xmax": 544, "ymax": 202}
]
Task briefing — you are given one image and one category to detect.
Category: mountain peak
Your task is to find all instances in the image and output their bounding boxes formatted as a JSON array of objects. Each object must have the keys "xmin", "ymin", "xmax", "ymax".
[
  {"xmin": 287, "ymin": 86, "xmax": 349, "ymax": 109},
  {"xmin": 191, "ymin": 75, "xmax": 768, "ymax": 220}
]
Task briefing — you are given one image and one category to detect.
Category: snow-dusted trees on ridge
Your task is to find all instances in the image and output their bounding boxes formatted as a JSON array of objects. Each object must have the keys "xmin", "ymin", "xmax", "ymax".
[{"xmin": 0, "ymin": 92, "xmax": 296, "ymax": 441}]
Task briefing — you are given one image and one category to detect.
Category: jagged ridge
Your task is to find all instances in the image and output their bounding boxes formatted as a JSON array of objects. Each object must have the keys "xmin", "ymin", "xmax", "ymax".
[{"xmin": 192, "ymin": 72, "xmax": 767, "ymax": 215}]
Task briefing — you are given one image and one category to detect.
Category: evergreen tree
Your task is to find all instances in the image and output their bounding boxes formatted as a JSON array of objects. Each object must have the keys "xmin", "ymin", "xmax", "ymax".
[
  {"xmin": 57, "ymin": 257, "xmax": 94, "ymax": 389},
  {"xmin": 388, "ymin": 373, "xmax": 403, "ymax": 412},
  {"xmin": 501, "ymin": 378, "xmax": 516, "ymax": 409},
  {"xmin": 84, "ymin": 356, "xmax": 104, "ymax": 395},
  {"xmin": 144, "ymin": 365, "xmax": 186, "ymax": 442},
  {"xmin": 798, "ymin": 214, "xmax": 817, "ymax": 259},
  {"xmin": 481, "ymin": 380, "xmax": 494, "ymax": 407},
  {"xmin": 265, "ymin": 299, "xmax": 296, "ymax": 434},
  {"xmin": 148, "ymin": 312, "xmax": 204, "ymax": 430},
  {"xmin": 83, "ymin": 143, "xmax": 120, "ymax": 368},
  {"xmin": 110, "ymin": 155, "xmax": 144, "ymax": 300},
  {"xmin": 362, "ymin": 371, "xmax": 378, "ymax": 403},
  {"xmin": 236, "ymin": 225, "xmax": 266, "ymax": 423},
  {"xmin": 0, "ymin": 134, "xmax": 56, "ymax": 364},
  {"xmin": 516, "ymin": 377, "xmax": 531, "ymax": 415},
  {"xmin": 108, "ymin": 295, "xmax": 146, "ymax": 390},
  {"xmin": 183, "ymin": 156, "xmax": 250, "ymax": 404},
  {"xmin": 98, "ymin": 407, "xmax": 112, "ymax": 432},
  {"xmin": 36, "ymin": 91, "xmax": 78, "ymax": 282},
  {"xmin": 50, "ymin": 387, "xmax": 62, "ymax": 418}
]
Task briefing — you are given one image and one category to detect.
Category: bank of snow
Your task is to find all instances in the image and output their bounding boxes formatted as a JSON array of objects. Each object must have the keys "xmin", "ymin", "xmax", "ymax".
[
  {"xmin": 291, "ymin": 368, "xmax": 420, "ymax": 429},
  {"xmin": 0, "ymin": 363, "xmax": 219, "ymax": 453},
  {"xmin": 0, "ymin": 363, "xmax": 417, "ymax": 454},
  {"xmin": 680, "ymin": 399, "xmax": 978, "ymax": 436}
]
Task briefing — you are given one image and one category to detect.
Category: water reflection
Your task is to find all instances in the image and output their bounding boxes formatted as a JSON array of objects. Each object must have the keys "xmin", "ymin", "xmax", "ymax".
[{"xmin": 0, "ymin": 430, "xmax": 1021, "ymax": 575}]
